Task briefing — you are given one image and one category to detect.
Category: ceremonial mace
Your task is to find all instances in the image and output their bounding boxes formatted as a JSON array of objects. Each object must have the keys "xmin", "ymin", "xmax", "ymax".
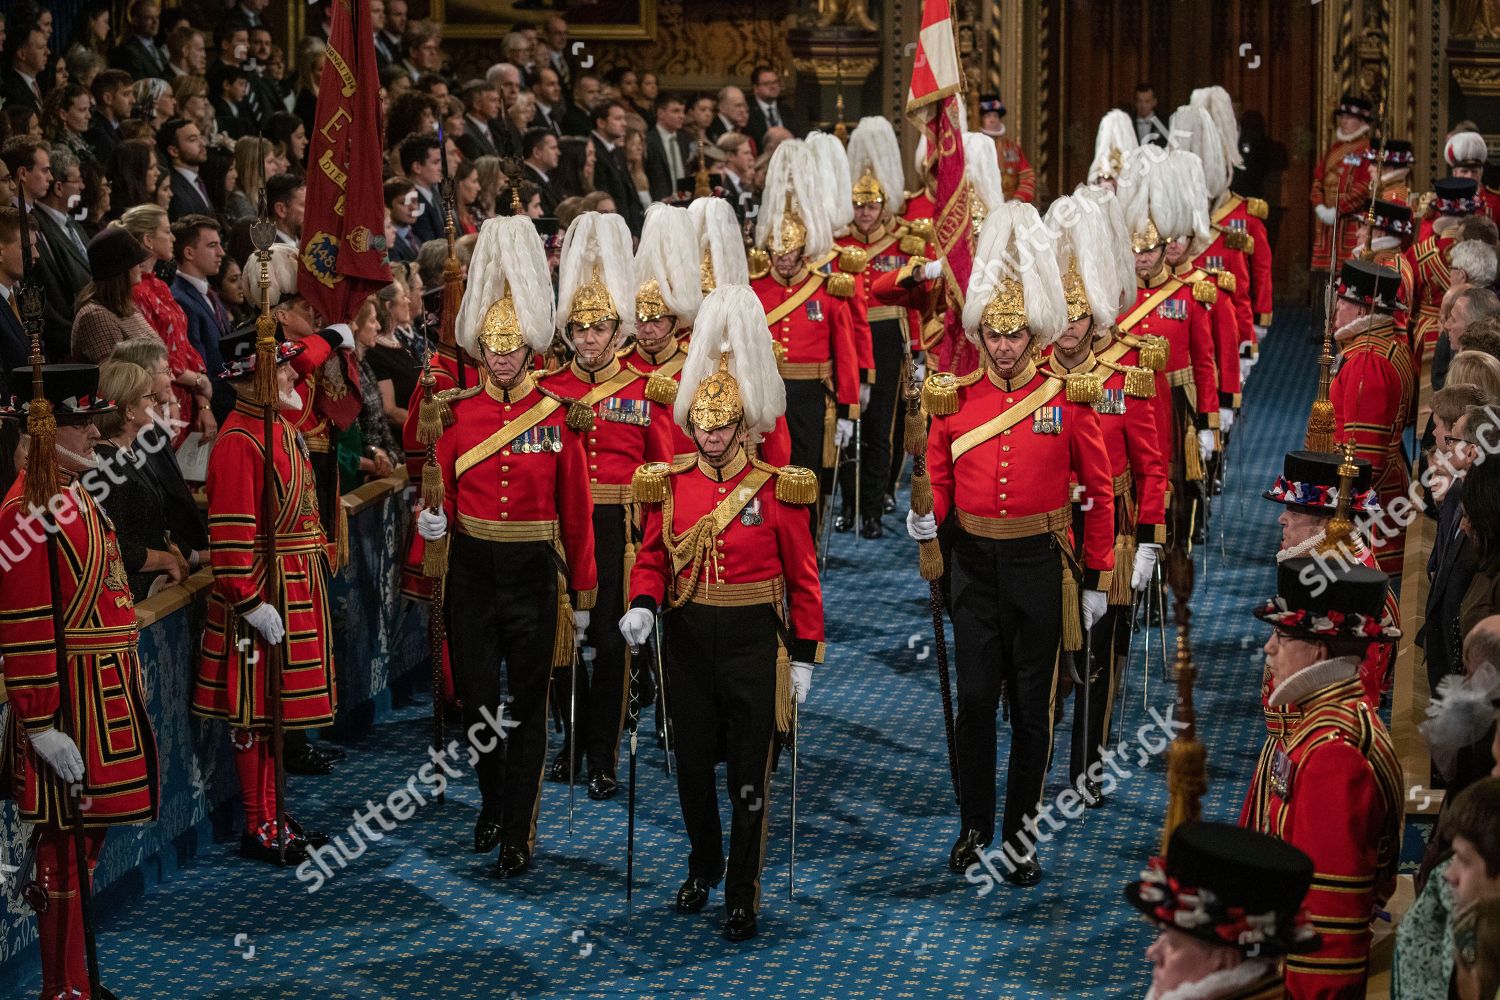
[{"xmin": 19, "ymin": 190, "xmax": 113, "ymax": 1000}]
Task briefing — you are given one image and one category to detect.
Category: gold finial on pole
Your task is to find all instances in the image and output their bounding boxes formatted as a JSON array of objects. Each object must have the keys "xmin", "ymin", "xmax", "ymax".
[
  {"xmin": 1159, "ymin": 549, "xmax": 1206, "ymax": 854},
  {"xmin": 1317, "ymin": 441, "xmax": 1360, "ymax": 557}
]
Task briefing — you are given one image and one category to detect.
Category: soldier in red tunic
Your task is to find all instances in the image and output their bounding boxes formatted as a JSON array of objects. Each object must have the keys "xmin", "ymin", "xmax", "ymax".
[
  {"xmin": 621, "ymin": 284, "xmax": 823, "ymax": 942},
  {"xmin": 1354, "ymin": 199, "xmax": 1416, "ymax": 344},
  {"xmin": 911, "ymin": 201, "xmax": 1115, "ymax": 886},
  {"xmin": 1127, "ymin": 823, "xmax": 1322, "ymax": 1000},
  {"xmin": 542, "ymin": 212, "xmax": 674, "ymax": 799},
  {"xmin": 1041, "ymin": 193, "xmax": 1168, "ymax": 801},
  {"xmin": 1329, "ymin": 260, "xmax": 1414, "ymax": 575},
  {"xmin": 194, "ymin": 322, "xmax": 339, "ymax": 865},
  {"xmin": 1311, "ymin": 95, "xmax": 1374, "ymax": 276},
  {"xmin": 1241, "ymin": 558, "xmax": 1403, "ymax": 999},
  {"xmin": 1417, "ymin": 131, "xmax": 1499, "ymax": 240},
  {"xmin": 976, "ymin": 95, "xmax": 1035, "ymax": 204},
  {"xmin": 631, "ymin": 202, "xmax": 703, "ymax": 463},
  {"xmin": 1406, "ymin": 178, "xmax": 1482, "ymax": 371},
  {"xmin": 418, "ymin": 215, "xmax": 597, "ymax": 876},
  {"xmin": 2, "ymin": 363, "xmax": 159, "ymax": 1000}
]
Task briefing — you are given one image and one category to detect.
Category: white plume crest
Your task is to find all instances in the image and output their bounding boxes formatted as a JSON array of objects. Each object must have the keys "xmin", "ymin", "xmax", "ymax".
[
  {"xmin": 556, "ymin": 211, "xmax": 637, "ymax": 339},
  {"xmin": 1170, "ymin": 149, "xmax": 1214, "ymax": 257},
  {"xmin": 243, "ymin": 243, "xmax": 300, "ymax": 307},
  {"xmin": 1169, "ymin": 104, "xmax": 1228, "ymax": 200},
  {"xmin": 635, "ymin": 203, "xmax": 703, "ymax": 326},
  {"xmin": 808, "ymin": 131, "xmax": 855, "ymax": 232},
  {"xmin": 454, "ymin": 215, "xmax": 555, "ymax": 357},
  {"xmin": 847, "ymin": 116, "xmax": 906, "ymax": 216},
  {"xmin": 1074, "ymin": 183, "xmax": 1136, "ymax": 310},
  {"xmin": 1090, "ymin": 109, "xmax": 1138, "ymax": 182},
  {"xmin": 1046, "ymin": 194, "xmax": 1120, "ymax": 335},
  {"xmin": 689, "ymin": 196, "xmax": 750, "ymax": 288},
  {"xmin": 963, "ymin": 131, "xmax": 1006, "ymax": 214},
  {"xmin": 754, "ymin": 139, "xmax": 832, "ymax": 259},
  {"xmin": 962, "ymin": 201, "xmax": 1066, "ymax": 348},
  {"xmin": 674, "ymin": 285, "xmax": 786, "ymax": 435},
  {"xmin": 1190, "ymin": 86, "xmax": 1243, "ymax": 169}
]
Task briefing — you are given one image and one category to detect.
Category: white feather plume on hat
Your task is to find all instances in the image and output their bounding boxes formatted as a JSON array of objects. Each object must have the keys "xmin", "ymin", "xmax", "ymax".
[
  {"xmin": 963, "ymin": 131, "xmax": 1006, "ymax": 215},
  {"xmin": 807, "ymin": 131, "xmax": 855, "ymax": 232},
  {"xmin": 241, "ymin": 243, "xmax": 301, "ymax": 307},
  {"xmin": 1446, "ymin": 130, "xmax": 1489, "ymax": 168},
  {"xmin": 635, "ymin": 203, "xmax": 702, "ymax": 326},
  {"xmin": 1089, "ymin": 109, "xmax": 1138, "ymax": 182},
  {"xmin": 1169, "ymin": 104, "xmax": 1229, "ymax": 200},
  {"xmin": 674, "ymin": 285, "xmax": 786, "ymax": 436},
  {"xmin": 1169, "ymin": 149, "xmax": 1215, "ymax": 257},
  {"xmin": 454, "ymin": 215, "xmax": 556, "ymax": 357},
  {"xmin": 962, "ymin": 201, "xmax": 1066, "ymax": 348},
  {"xmin": 1046, "ymin": 194, "xmax": 1121, "ymax": 336},
  {"xmin": 1190, "ymin": 85, "xmax": 1243, "ymax": 170},
  {"xmin": 847, "ymin": 116, "xmax": 906, "ymax": 216},
  {"xmin": 1074, "ymin": 184, "xmax": 1136, "ymax": 311},
  {"xmin": 556, "ymin": 211, "xmax": 637, "ymax": 339},
  {"xmin": 689, "ymin": 196, "xmax": 750, "ymax": 288},
  {"xmin": 754, "ymin": 139, "xmax": 833, "ymax": 259}
]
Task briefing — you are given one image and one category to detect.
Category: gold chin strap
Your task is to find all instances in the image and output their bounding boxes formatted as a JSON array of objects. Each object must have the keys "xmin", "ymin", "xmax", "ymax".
[
  {"xmin": 569, "ymin": 261, "xmax": 618, "ymax": 328},
  {"xmin": 688, "ymin": 355, "xmax": 743, "ymax": 430},
  {"xmin": 478, "ymin": 291, "xmax": 524, "ymax": 354},
  {"xmin": 981, "ymin": 277, "xmax": 1027, "ymax": 336}
]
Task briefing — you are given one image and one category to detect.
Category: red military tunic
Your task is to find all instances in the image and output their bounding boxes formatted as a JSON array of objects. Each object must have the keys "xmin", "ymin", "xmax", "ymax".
[
  {"xmin": 435, "ymin": 373, "xmax": 597, "ymax": 605},
  {"xmin": 850, "ymin": 224, "xmax": 923, "ymax": 349},
  {"xmin": 195, "ymin": 399, "xmax": 338, "ymax": 729},
  {"xmin": 628, "ymin": 449, "xmax": 825, "ymax": 665},
  {"xmin": 990, "ymin": 134, "xmax": 1035, "ymax": 203},
  {"xmin": 1194, "ymin": 236, "xmax": 1255, "ymax": 354},
  {"xmin": 1311, "ymin": 136, "xmax": 1373, "ymax": 272},
  {"xmin": 1176, "ymin": 264, "xmax": 1243, "ymax": 409},
  {"xmin": 926, "ymin": 361, "xmax": 1116, "ymax": 588},
  {"xmin": 824, "ymin": 246, "xmax": 875, "ymax": 386},
  {"xmin": 869, "ymin": 239, "xmax": 942, "ymax": 355},
  {"xmin": 1, "ymin": 474, "xmax": 158, "ymax": 827},
  {"xmin": 1404, "ymin": 232, "xmax": 1456, "ymax": 368},
  {"xmin": 1241, "ymin": 664, "xmax": 1401, "ymax": 1000},
  {"xmin": 1330, "ymin": 317, "xmax": 1414, "ymax": 575},
  {"xmin": 752, "ymin": 268, "xmax": 861, "ymax": 417},
  {"xmin": 628, "ymin": 337, "xmax": 696, "ymax": 460},
  {"xmin": 1213, "ymin": 193, "xmax": 1275, "ymax": 328}
]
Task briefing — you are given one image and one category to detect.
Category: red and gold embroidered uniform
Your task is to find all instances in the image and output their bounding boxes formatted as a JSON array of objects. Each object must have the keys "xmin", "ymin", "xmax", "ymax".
[
  {"xmin": 1175, "ymin": 263, "xmax": 1243, "ymax": 410},
  {"xmin": 1367, "ymin": 246, "xmax": 1415, "ymax": 347},
  {"xmin": 400, "ymin": 347, "xmax": 462, "ymax": 603},
  {"xmin": 629, "ymin": 338, "xmax": 696, "ymax": 460},
  {"xmin": 1404, "ymin": 232, "xmax": 1456, "ymax": 368},
  {"xmin": 990, "ymin": 134, "xmax": 1034, "ymax": 203},
  {"xmin": 1194, "ymin": 233, "xmax": 1255, "ymax": 355},
  {"xmin": 1311, "ymin": 137, "xmax": 1372, "ymax": 272},
  {"xmin": 1213, "ymin": 193, "xmax": 1275, "ymax": 328}
]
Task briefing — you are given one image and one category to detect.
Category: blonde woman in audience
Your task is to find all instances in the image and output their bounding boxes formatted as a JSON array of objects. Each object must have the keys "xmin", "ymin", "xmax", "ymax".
[
  {"xmin": 1448, "ymin": 350, "xmax": 1500, "ymax": 403},
  {"xmin": 226, "ymin": 136, "xmax": 276, "ymax": 222}
]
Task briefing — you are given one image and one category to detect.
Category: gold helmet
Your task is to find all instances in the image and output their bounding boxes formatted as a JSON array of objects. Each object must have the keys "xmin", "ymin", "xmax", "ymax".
[
  {"xmin": 852, "ymin": 167, "xmax": 885, "ymax": 207},
  {"xmin": 1130, "ymin": 218, "xmax": 1164, "ymax": 253},
  {"xmin": 769, "ymin": 202, "xmax": 808, "ymax": 256},
  {"xmin": 981, "ymin": 277, "xmax": 1028, "ymax": 336},
  {"xmin": 688, "ymin": 355, "xmax": 744, "ymax": 431},
  {"xmin": 568, "ymin": 262, "xmax": 618, "ymax": 328},
  {"xmin": 477, "ymin": 291, "xmax": 524, "ymax": 354},
  {"xmin": 636, "ymin": 278, "xmax": 668, "ymax": 323}
]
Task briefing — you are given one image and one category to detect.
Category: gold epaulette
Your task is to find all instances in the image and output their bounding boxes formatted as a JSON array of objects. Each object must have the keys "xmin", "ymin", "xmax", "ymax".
[
  {"xmin": 1216, "ymin": 270, "xmax": 1237, "ymax": 294},
  {"xmin": 749, "ymin": 456, "xmax": 818, "ymax": 504},
  {"xmin": 825, "ymin": 271, "xmax": 855, "ymax": 298},
  {"xmin": 1192, "ymin": 279, "xmax": 1217, "ymax": 304},
  {"xmin": 901, "ymin": 217, "xmax": 936, "ymax": 254},
  {"xmin": 747, "ymin": 247, "xmax": 770, "ymax": 280},
  {"xmin": 1063, "ymin": 371, "xmax": 1102, "ymax": 403},
  {"xmin": 1246, "ymin": 196, "xmax": 1268, "ymax": 220},
  {"xmin": 921, "ymin": 368, "xmax": 983, "ymax": 416},
  {"xmin": 1123, "ymin": 366, "xmax": 1156, "ymax": 398},
  {"xmin": 534, "ymin": 384, "xmax": 594, "ymax": 431},
  {"xmin": 644, "ymin": 370, "xmax": 678, "ymax": 406},
  {"xmin": 1135, "ymin": 334, "xmax": 1168, "ymax": 372},
  {"xmin": 416, "ymin": 384, "xmax": 482, "ymax": 445},
  {"xmin": 630, "ymin": 455, "xmax": 696, "ymax": 502},
  {"xmin": 837, "ymin": 245, "xmax": 869, "ymax": 274}
]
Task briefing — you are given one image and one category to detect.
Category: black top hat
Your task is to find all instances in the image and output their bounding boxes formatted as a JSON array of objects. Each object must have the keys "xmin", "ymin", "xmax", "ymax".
[
  {"xmin": 977, "ymin": 94, "xmax": 1005, "ymax": 116},
  {"xmin": 1335, "ymin": 94, "xmax": 1374, "ymax": 122},
  {"xmin": 1264, "ymin": 449, "xmax": 1378, "ymax": 514},
  {"xmin": 1124, "ymin": 822, "xmax": 1322, "ymax": 958},
  {"xmin": 86, "ymin": 227, "xmax": 153, "ymax": 283},
  {"xmin": 1337, "ymin": 259, "xmax": 1402, "ymax": 313},
  {"xmin": 1366, "ymin": 198, "xmax": 1414, "ymax": 238},
  {"xmin": 2, "ymin": 364, "xmax": 116, "ymax": 424},
  {"xmin": 1255, "ymin": 558, "xmax": 1399, "ymax": 644},
  {"xmin": 1367, "ymin": 139, "xmax": 1414, "ymax": 166},
  {"xmin": 217, "ymin": 322, "xmax": 306, "ymax": 381},
  {"xmin": 1434, "ymin": 177, "xmax": 1481, "ymax": 217}
]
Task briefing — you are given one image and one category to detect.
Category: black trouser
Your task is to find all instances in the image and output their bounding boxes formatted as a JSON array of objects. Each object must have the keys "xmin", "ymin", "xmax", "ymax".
[
  {"xmin": 783, "ymin": 378, "xmax": 830, "ymax": 536},
  {"xmin": 951, "ymin": 530, "xmax": 1061, "ymax": 851},
  {"xmin": 1166, "ymin": 388, "xmax": 1200, "ymax": 552},
  {"xmin": 1068, "ymin": 603, "xmax": 1131, "ymax": 784},
  {"xmin": 837, "ymin": 318, "xmax": 906, "ymax": 519},
  {"xmin": 445, "ymin": 533, "xmax": 559, "ymax": 852},
  {"xmin": 663, "ymin": 602, "xmax": 779, "ymax": 913},
  {"xmin": 556, "ymin": 503, "xmax": 632, "ymax": 774}
]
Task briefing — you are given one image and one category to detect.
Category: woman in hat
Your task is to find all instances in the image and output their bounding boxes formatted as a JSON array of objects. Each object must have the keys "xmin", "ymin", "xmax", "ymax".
[{"xmin": 68, "ymin": 226, "xmax": 161, "ymax": 366}]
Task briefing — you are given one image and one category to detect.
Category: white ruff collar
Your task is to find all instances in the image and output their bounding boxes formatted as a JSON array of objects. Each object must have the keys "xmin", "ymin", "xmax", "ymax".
[
  {"xmin": 1268, "ymin": 656, "xmax": 1359, "ymax": 708},
  {"xmin": 1145, "ymin": 960, "xmax": 1278, "ymax": 1000}
]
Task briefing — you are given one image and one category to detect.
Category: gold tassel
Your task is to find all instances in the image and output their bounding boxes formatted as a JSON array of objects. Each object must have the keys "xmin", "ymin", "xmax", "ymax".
[
  {"xmin": 1159, "ymin": 740, "xmax": 1207, "ymax": 854},
  {"xmin": 415, "ymin": 393, "xmax": 450, "ymax": 447},
  {"xmin": 566, "ymin": 400, "xmax": 594, "ymax": 432},
  {"xmin": 838, "ymin": 245, "xmax": 869, "ymax": 274},
  {"xmin": 1061, "ymin": 563, "xmax": 1082, "ymax": 651},
  {"xmin": 1305, "ymin": 400, "xmax": 1336, "ymax": 452},
  {"xmin": 909, "ymin": 473, "xmax": 933, "ymax": 517},
  {"xmin": 1124, "ymin": 367, "xmax": 1156, "ymax": 399},
  {"xmin": 747, "ymin": 247, "xmax": 770, "ymax": 280},
  {"xmin": 422, "ymin": 532, "xmax": 449, "ymax": 578},
  {"xmin": 826, "ymin": 271, "xmax": 855, "ymax": 298},
  {"xmin": 1191, "ymin": 279, "xmax": 1217, "ymax": 304},
  {"xmin": 644, "ymin": 371, "xmax": 678, "ymax": 406},
  {"xmin": 1064, "ymin": 373, "xmax": 1102, "ymax": 404},
  {"xmin": 631, "ymin": 462, "xmax": 668, "ymax": 503},
  {"xmin": 820, "ymin": 394, "xmax": 837, "ymax": 470},
  {"xmin": 921, "ymin": 372, "xmax": 960, "ymax": 416},
  {"xmin": 774, "ymin": 638, "xmax": 793, "ymax": 733},
  {"xmin": 335, "ymin": 498, "xmax": 350, "ymax": 573},
  {"xmin": 22, "ymin": 399, "xmax": 58, "ymax": 511},
  {"xmin": 552, "ymin": 584, "xmax": 574, "ymax": 668},
  {"xmin": 1184, "ymin": 426, "xmax": 1204, "ymax": 482},
  {"xmin": 253, "ymin": 309, "xmax": 278, "ymax": 409},
  {"xmin": 1139, "ymin": 337, "xmax": 1168, "ymax": 372},
  {"xmin": 775, "ymin": 466, "xmax": 819, "ymax": 505},
  {"xmin": 918, "ymin": 538, "xmax": 944, "ymax": 581},
  {"xmin": 905, "ymin": 405, "xmax": 928, "ymax": 458},
  {"xmin": 421, "ymin": 461, "xmax": 444, "ymax": 512},
  {"xmin": 1109, "ymin": 533, "xmax": 1135, "ymax": 606}
]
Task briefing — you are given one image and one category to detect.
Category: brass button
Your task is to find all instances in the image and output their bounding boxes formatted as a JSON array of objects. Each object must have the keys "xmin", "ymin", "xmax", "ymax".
[
  {"xmin": 1002, "ymin": 430, "xmax": 1011, "ymax": 436},
  {"xmin": 500, "ymin": 496, "xmax": 508, "ymax": 503},
  {"xmin": 500, "ymin": 512, "xmax": 509, "ymax": 520},
  {"xmin": 590, "ymin": 464, "xmax": 598, "ymax": 470},
  {"xmin": 999, "ymin": 510, "xmax": 1008, "ymax": 517},
  {"xmin": 589, "ymin": 477, "xmax": 598, "ymax": 483},
  {"xmin": 999, "ymin": 493, "xmax": 1007, "ymax": 501},
  {"xmin": 1001, "ymin": 461, "xmax": 1009, "ymax": 468},
  {"xmin": 1000, "ymin": 478, "xmax": 1008, "ymax": 484},
  {"xmin": 718, "ymin": 486, "xmax": 726, "ymax": 494},
  {"xmin": 1005, "ymin": 397, "xmax": 1013, "ymax": 403},
  {"xmin": 1002, "ymin": 445, "xmax": 1010, "ymax": 452},
  {"xmin": 504, "ymin": 405, "xmax": 512, "ymax": 412},
  {"xmin": 501, "ymin": 480, "xmax": 509, "ymax": 487},
  {"xmin": 502, "ymin": 450, "xmax": 511, "ymax": 457},
  {"xmin": 501, "ymin": 465, "xmax": 510, "ymax": 472},
  {"xmin": 715, "ymin": 540, "xmax": 724, "ymax": 548}
]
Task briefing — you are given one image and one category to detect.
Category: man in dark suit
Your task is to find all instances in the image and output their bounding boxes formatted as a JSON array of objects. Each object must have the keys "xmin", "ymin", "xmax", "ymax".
[
  {"xmin": 715, "ymin": 133, "xmax": 757, "ymax": 225},
  {"xmin": 398, "ymin": 134, "xmax": 446, "ymax": 244},
  {"xmin": 561, "ymin": 74, "xmax": 600, "ymax": 137},
  {"xmin": 211, "ymin": 66, "xmax": 256, "ymax": 141},
  {"xmin": 520, "ymin": 129, "xmax": 562, "ymax": 217},
  {"xmin": 1, "ymin": 142, "xmax": 87, "ymax": 362},
  {"xmin": 708, "ymin": 86, "xmax": 749, "ymax": 143},
  {"xmin": 0, "ymin": 208, "xmax": 31, "ymax": 394},
  {"xmin": 83, "ymin": 70, "xmax": 135, "ymax": 161},
  {"xmin": 645, "ymin": 94, "xmax": 693, "ymax": 203},
  {"xmin": 160, "ymin": 119, "xmax": 217, "ymax": 219},
  {"xmin": 371, "ymin": 0, "xmax": 399, "ymax": 69},
  {"xmin": 745, "ymin": 67, "xmax": 795, "ymax": 147},
  {"xmin": 1, "ymin": 24, "xmax": 50, "ymax": 113},
  {"xmin": 457, "ymin": 81, "xmax": 503, "ymax": 160},
  {"xmin": 589, "ymin": 101, "xmax": 644, "ymax": 233},
  {"xmin": 1421, "ymin": 390, "xmax": 1486, "ymax": 692},
  {"xmin": 109, "ymin": 0, "xmax": 172, "ymax": 81},
  {"xmin": 205, "ymin": 21, "xmax": 262, "ymax": 128},
  {"xmin": 169, "ymin": 215, "xmax": 237, "ymax": 421},
  {"xmin": 530, "ymin": 67, "xmax": 565, "ymax": 137}
]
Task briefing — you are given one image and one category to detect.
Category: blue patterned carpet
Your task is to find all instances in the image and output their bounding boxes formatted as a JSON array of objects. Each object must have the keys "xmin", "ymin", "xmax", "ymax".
[{"xmin": 6, "ymin": 316, "xmax": 1323, "ymax": 1000}]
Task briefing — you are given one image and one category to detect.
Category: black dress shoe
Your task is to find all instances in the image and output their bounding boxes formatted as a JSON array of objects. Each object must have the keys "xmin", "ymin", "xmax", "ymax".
[
  {"xmin": 311, "ymin": 742, "xmax": 346, "ymax": 762},
  {"xmin": 948, "ymin": 827, "xmax": 988, "ymax": 874},
  {"xmin": 587, "ymin": 769, "xmax": 618, "ymax": 800},
  {"xmin": 474, "ymin": 819, "xmax": 503, "ymax": 854},
  {"xmin": 675, "ymin": 876, "xmax": 710, "ymax": 913},
  {"xmin": 723, "ymin": 907, "xmax": 757, "ymax": 942},
  {"xmin": 882, "ymin": 493, "xmax": 897, "ymax": 515},
  {"xmin": 285, "ymin": 815, "xmax": 328, "ymax": 849},
  {"xmin": 833, "ymin": 506, "xmax": 855, "ymax": 533},
  {"xmin": 284, "ymin": 746, "xmax": 333, "ymax": 776},
  {"xmin": 859, "ymin": 516, "xmax": 883, "ymax": 539},
  {"xmin": 1003, "ymin": 856, "xmax": 1042, "ymax": 887},
  {"xmin": 238, "ymin": 832, "xmax": 308, "ymax": 866},
  {"xmin": 494, "ymin": 843, "xmax": 530, "ymax": 878},
  {"xmin": 548, "ymin": 749, "xmax": 582, "ymax": 783},
  {"xmin": 1080, "ymin": 777, "xmax": 1105, "ymax": 809}
]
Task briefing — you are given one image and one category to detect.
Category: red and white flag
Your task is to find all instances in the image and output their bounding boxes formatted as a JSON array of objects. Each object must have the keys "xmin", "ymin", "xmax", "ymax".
[{"xmin": 906, "ymin": 0, "xmax": 975, "ymax": 374}]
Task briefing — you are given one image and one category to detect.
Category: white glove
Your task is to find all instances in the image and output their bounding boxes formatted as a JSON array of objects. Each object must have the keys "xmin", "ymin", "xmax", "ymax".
[
  {"xmin": 1314, "ymin": 204, "xmax": 1337, "ymax": 226},
  {"xmin": 1219, "ymin": 407, "xmax": 1235, "ymax": 436},
  {"xmin": 859, "ymin": 383, "xmax": 872, "ymax": 409},
  {"xmin": 1252, "ymin": 323, "xmax": 1267, "ymax": 341},
  {"xmin": 912, "ymin": 358, "xmax": 927, "ymax": 382},
  {"xmin": 834, "ymin": 418, "xmax": 855, "ymax": 449},
  {"xmin": 1198, "ymin": 428, "xmax": 1217, "ymax": 465},
  {"xmin": 791, "ymin": 662, "xmax": 814, "ymax": 704},
  {"xmin": 1131, "ymin": 543, "xmax": 1161, "ymax": 593},
  {"xmin": 417, "ymin": 506, "xmax": 448, "ymax": 541},
  {"xmin": 921, "ymin": 259, "xmax": 943, "ymax": 281},
  {"xmin": 324, "ymin": 322, "xmax": 355, "ymax": 351},
  {"xmin": 1239, "ymin": 356, "xmax": 1252, "ymax": 385},
  {"xmin": 1081, "ymin": 590, "xmax": 1107, "ymax": 632},
  {"xmin": 573, "ymin": 609, "xmax": 590, "ymax": 646},
  {"xmin": 619, "ymin": 607, "xmax": 654, "ymax": 648},
  {"xmin": 242, "ymin": 602, "xmax": 285, "ymax": 645},
  {"xmin": 30, "ymin": 728, "xmax": 84, "ymax": 785},
  {"xmin": 906, "ymin": 509, "xmax": 937, "ymax": 541}
]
